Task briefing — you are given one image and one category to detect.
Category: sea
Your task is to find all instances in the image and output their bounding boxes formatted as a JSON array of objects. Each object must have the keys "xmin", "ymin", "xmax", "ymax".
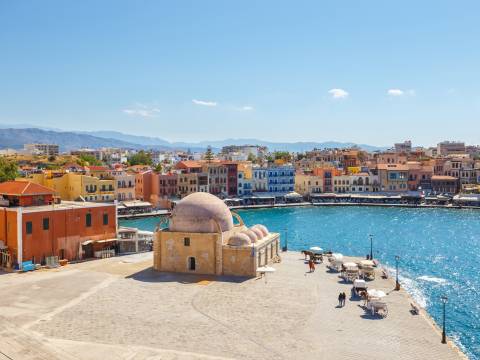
[{"xmin": 120, "ymin": 205, "xmax": 480, "ymax": 359}]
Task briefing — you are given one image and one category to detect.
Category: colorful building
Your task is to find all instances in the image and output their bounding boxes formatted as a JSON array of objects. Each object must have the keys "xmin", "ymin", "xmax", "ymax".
[
  {"xmin": 24, "ymin": 172, "xmax": 115, "ymax": 202},
  {"xmin": 0, "ymin": 181, "xmax": 117, "ymax": 269}
]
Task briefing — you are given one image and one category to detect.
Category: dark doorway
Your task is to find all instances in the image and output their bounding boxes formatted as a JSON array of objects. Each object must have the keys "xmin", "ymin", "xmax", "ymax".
[{"xmin": 188, "ymin": 257, "xmax": 196, "ymax": 271}]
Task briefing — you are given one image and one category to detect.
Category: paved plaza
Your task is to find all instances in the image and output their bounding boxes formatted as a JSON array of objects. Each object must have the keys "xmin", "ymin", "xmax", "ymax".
[{"xmin": 0, "ymin": 252, "xmax": 465, "ymax": 360}]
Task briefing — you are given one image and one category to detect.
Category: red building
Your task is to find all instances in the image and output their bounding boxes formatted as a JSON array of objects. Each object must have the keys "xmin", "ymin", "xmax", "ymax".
[{"xmin": 0, "ymin": 181, "xmax": 117, "ymax": 269}]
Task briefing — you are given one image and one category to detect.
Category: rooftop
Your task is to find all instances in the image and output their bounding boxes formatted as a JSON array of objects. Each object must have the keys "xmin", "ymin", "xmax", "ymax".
[
  {"xmin": 20, "ymin": 200, "xmax": 116, "ymax": 213},
  {"xmin": 0, "ymin": 180, "xmax": 55, "ymax": 196}
]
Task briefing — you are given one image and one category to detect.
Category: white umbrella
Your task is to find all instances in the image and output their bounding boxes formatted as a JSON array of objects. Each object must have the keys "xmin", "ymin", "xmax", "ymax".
[
  {"xmin": 354, "ymin": 279, "xmax": 367, "ymax": 288},
  {"xmin": 360, "ymin": 260, "xmax": 375, "ymax": 267},
  {"xmin": 332, "ymin": 253, "xmax": 343, "ymax": 260},
  {"xmin": 367, "ymin": 289, "xmax": 386, "ymax": 298},
  {"xmin": 310, "ymin": 246, "xmax": 323, "ymax": 252},
  {"xmin": 343, "ymin": 262, "xmax": 358, "ymax": 268}
]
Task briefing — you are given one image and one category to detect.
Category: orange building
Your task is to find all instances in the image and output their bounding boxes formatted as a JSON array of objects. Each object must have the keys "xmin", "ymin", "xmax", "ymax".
[{"xmin": 0, "ymin": 181, "xmax": 117, "ymax": 269}]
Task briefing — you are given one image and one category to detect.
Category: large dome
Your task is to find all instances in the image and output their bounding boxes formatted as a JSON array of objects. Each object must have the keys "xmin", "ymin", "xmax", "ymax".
[{"xmin": 169, "ymin": 192, "xmax": 234, "ymax": 233}]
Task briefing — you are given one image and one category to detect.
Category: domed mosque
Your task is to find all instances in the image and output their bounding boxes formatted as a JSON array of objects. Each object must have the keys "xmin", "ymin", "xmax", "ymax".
[{"xmin": 153, "ymin": 192, "xmax": 281, "ymax": 277}]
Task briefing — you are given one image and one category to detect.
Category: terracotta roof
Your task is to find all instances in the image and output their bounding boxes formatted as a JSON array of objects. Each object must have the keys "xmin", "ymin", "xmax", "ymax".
[
  {"xmin": 0, "ymin": 181, "xmax": 55, "ymax": 196},
  {"xmin": 176, "ymin": 160, "xmax": 202, "ymax": 168},
  {"xmin": 87, "ymin": 166, "xmax": 109, "ymax": 171}
]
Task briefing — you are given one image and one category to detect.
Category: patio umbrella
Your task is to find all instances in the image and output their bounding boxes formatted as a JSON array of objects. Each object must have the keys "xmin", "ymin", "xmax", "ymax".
[
  {"xmin": 332, "ymin": 253, "xmax": 343, "ymax": 260},
  {"xmin": 360, "ymin": 260, "xmax": 375, "ymax": 267},
  {"xmin": 310, "ymin": 246, "xmax": 323, "ymax": 252},
  {"xmin": 343, "ymin": 262, "xmax": 358, "ymax": 268},
  {"xmin": 367, "ymin": 289, "xmax": 386, "ymax": 298}
]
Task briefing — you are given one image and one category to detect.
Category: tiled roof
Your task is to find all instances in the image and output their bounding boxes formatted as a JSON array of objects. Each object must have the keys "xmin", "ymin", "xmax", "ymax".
[{"xmin": 0, "ymin": 181, "xmax": 55, "ymax": 196}]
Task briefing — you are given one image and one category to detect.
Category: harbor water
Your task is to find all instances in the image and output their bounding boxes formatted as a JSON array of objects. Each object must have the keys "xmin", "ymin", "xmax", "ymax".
[{"xmin": 120, "ymin": 206, "xmax": 480, "ymax": 359}]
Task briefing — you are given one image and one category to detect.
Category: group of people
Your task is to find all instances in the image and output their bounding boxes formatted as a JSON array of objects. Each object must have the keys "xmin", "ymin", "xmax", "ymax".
[{"xmin": 338, "ymin": 292, "xmax": 347, "ymax": 307}]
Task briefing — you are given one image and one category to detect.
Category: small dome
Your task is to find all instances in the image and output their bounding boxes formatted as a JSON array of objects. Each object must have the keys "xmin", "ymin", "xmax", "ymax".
[
  {"xmin": 228, "ymin": 233, "xmax": 252, "ymax": 246},
  {"xmin": 170, "ymin": 192, "xmax": 233, "ymax": 233},
  {"xmin": 250, "ymin": 227, "xmax": 264, "ymax": 239},
  {"xmin": 252, "ymin": 224, "xmax": 269, "ymax": 237},
  {"xmin": 242, "ymin": 229, "xmax": 258, "ymax": 243}
]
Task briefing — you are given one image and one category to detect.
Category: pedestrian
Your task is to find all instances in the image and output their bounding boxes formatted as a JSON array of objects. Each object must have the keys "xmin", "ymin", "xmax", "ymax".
[
  {"xmin": 311, "ymin": 260, "xmax": 316, "ymax": 272},
  {"xmin": 342, "ymin": 292, "xmax": 347, "ymax": 306},
  {"xmin": 338, "ymin": 292, "xmax": 343, "ymax": 307},
  {"xmin": 308, "ymin": 259, "xmax": 313, "ymax": 272}
]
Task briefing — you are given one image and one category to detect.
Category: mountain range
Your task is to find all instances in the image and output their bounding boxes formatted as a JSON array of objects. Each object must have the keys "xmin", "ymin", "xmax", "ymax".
[{"xmin": 0, "ymin": 125, "xmax": 387, "ymax": 152}]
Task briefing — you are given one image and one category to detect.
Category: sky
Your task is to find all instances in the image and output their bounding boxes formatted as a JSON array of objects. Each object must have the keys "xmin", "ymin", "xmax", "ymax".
[{"xmin": 1, "ymin": 0, "xmax": 479, "ymax": 147}]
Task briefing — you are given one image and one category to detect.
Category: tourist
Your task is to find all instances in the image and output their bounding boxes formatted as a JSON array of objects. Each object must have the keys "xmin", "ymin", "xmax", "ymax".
[
  {"xmin": 342, "ymin": 292, "xmax": 347, "ymax": 306},
  {"xmin": 338, "ymin": 292, "xmax": 343, "ymax": 307}
]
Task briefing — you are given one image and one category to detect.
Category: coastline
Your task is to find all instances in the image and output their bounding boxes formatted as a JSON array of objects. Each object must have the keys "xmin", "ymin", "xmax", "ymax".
[
  {"xmin": 120, "ymin": 201, "xmax": 480, "ymax": 220},
  {"xmin": 373, "ymin": 255, "xmax": 468, "ymax": 359}
]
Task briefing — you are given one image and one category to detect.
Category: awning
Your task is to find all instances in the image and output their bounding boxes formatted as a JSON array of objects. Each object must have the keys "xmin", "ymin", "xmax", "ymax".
[{"xmin": 122, "ymin": 201, "xmax": 152, "ymax": 208}]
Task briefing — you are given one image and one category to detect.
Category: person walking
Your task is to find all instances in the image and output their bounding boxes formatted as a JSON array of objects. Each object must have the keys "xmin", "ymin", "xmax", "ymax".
[
  {"xmin": 341, "ymin": 292, "xmax": 347, "ymax": 306},
  {"xmin": 338, "ymin": 292, "xmax": 343, "ymax": 307},
  {"xmin": 308, "ymin": 259, "xmax": 313, "ymax": 272}
]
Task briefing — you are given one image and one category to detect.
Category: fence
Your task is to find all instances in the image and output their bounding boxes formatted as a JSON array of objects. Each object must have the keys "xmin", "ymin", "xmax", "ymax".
[{"xmin": 0, "ymin": 249, "xmax": 11, "ymax": 268}]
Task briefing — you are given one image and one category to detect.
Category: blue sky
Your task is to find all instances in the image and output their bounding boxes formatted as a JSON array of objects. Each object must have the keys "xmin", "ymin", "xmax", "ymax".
[{"xmin": 1, "ymin": 1, "xmax": 479, "ymax": 146}]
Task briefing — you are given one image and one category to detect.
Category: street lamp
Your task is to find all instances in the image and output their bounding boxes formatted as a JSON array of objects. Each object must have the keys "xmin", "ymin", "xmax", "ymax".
[
  {"xmin": 441, "ymin": 295, "xmax": 448, "ymax": 344},
  {"xmin": 369, "ymin": 234, "xmax": 373, "ymax": 260},
  {"xmin": 395, "ymin": 255, "xmax": 400, "ymax": 290},
  {"xmin": 282, "ymin": 228, "xmax": 288, "ymax": 252}
]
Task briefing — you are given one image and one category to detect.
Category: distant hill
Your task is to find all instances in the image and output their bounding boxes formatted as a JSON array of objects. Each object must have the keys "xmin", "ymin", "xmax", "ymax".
[
  {"xmin": 85, "ymin": 131, "xmax": 387, "ymax": 152},
  {"xmin": 0, "ymin": 128, "xmax": 141, "ymax": 151},
  {"xmin": 0, "ymin": 126, "xmax": 387, "ymax": 152}
]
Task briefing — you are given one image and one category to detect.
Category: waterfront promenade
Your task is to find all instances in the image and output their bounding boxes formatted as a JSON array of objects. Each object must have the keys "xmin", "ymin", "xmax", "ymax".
[{"xmin": 0, "ymin": 252, "xmax": 464, "ymax": 360}]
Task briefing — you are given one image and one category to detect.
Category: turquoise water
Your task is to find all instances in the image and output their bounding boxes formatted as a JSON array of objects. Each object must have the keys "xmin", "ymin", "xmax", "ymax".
[{"xmin": 120, "ymin": 206, "xmax": 480, "ymax": 359}]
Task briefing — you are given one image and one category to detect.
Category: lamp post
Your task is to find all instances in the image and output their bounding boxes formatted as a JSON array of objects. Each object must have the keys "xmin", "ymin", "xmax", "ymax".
[
  {"xmin": 441, "ymin": 295, "xmax": 448, "ymax": 344},
  {"xmin": 395, "ymin": 255, "xmax": 400, "ymax": 290},
  {"xmin": 369, "ymin": 234, "xmax": 373, "ymax": 260},
  {"xmin": 282, "ymin": 228, "xmax": 288, "ymax": 252}
]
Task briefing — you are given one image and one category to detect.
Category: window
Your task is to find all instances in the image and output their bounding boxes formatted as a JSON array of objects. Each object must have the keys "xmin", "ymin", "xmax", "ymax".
[
  {"xmin": 103, "ymin": 213, "xmax": 108, "ymax": 225},
  {"xmin": 43, "ymin": 218, "xmax": 49, "ymax": 230},
  {"xmin": 86, "ymin": 213, "xmax": 92, "ymax": 227},
  {"xmin": 184, "ymin": 237, "xmax": 190, "ymax": 246},
  {"xmin": 26, "ymin": 221, "xmax": 33, "ymax": 234}
]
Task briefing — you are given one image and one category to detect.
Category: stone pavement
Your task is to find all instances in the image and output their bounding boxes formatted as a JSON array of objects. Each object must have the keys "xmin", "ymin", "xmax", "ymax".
[{"xmin": 0, "ymin": 252, "xmax": 465, "ymax": 360}]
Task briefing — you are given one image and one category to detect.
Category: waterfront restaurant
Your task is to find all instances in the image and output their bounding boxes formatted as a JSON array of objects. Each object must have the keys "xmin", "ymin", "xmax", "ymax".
[{"xmin": 154, "ymin": 192, "xmax": 280, "ymax": 277}]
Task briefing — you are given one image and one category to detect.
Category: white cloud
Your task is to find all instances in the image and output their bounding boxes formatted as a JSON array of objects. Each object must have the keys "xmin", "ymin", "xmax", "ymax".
[
  {"xmin": 192, "ymin": 99, "xmax": 217, "ymax": 107},
  {"xmin": 328, "ymin": 88, "xmax": 349, "ymax": 99},
  {"xmin": 387, "ymin": 89, "xmax": 404, "ymax": 96},
  {"xmin": 122, "ymin": 103, "xmax": 160, "ymax": 118},
  {"xmin": 387, "ymin": 88, "xmax": 416, "ymax": 97},
  {"xmin": 236, "ymin": 105, "xmax": 254, "ymax": 111}
]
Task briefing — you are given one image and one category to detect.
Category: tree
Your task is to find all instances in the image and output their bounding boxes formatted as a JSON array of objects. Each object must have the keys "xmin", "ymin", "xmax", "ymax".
[
  {"xmin": 247, "ymin": 153, "xmax": 257, "ymax": 163},
  {"xmin": 204, "ymin": 146, "xmax": 214, "ymax": 163},
  {"xmin": 0, "ymin": 158, "xmax": 18, "ymax": 182},
  {"xmin": 154, "ymin": 163, "xmax": 163, "ymax": 173},
  {"xmin": 273, "ymin": 151, "xmax": 292, "ymax": 162},
  {"xmin": 128, "ymin": 150, "xmax": 153, "ymax": 166},
  {"xmin": 77, "ymin": 154, "xmax": 103, "ymax": 166}
]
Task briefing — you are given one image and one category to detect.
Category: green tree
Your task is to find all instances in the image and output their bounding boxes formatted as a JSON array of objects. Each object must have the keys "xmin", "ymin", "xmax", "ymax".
[
  {"xmin": 247, "ymin": 153, "xmax": 257, "ymax": 163},
  {"xmin": 204, "ymin": 146, "xmax": 214, "ymax": 163},
  {"xmin": 128, "ymin": 150, "xmax": 153, "ymax": 166},
  {"xmin": 77, "ymin": 154, "xmax": 102, "ymax": 166},
  {"xmin": 154, "ymin": 163, "xmax": 163, "ymax": 173},
  {"xmin": 0, "ymin": 158, "xmax": 18, "ymax": 182},
  {"xmin": 273, "ymin": 151, "xmax": 292, "ymax": 162}
]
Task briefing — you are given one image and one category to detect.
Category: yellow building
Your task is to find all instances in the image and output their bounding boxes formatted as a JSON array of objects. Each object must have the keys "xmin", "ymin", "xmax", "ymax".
[
  {"xmin": 24, "ymin": 172, "xmax": 115, "ymax": 202},
  {"xmin": 154, "ymin": 192, "xmax": 280, "ymax": 277},
  {"xmin": 295, "ymin": 173, "xmax": 323, "ymax": 196}
]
